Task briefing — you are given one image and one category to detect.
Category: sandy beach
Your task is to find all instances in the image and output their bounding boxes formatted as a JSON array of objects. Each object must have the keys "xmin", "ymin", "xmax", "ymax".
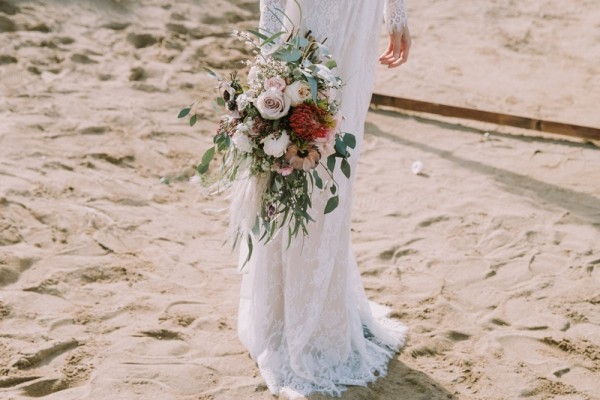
[{"xmin": 1, "ymin": 1, "xmax": 599, "ymax": 399}]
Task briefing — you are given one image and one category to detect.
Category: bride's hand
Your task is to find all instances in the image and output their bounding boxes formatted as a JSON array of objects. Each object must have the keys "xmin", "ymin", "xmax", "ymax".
[{"xmin": 379, "ymin": 25, "xmax": 411, "ymax": 68}]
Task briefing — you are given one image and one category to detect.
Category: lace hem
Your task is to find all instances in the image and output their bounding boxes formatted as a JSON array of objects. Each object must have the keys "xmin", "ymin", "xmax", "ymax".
[
  {"xmin": 385, "ymin": 0, "xmax": 408, "ymax": 33},
  {"xmin": 254, "ymin": 309, "xmax": 407, "ymax": 398}
]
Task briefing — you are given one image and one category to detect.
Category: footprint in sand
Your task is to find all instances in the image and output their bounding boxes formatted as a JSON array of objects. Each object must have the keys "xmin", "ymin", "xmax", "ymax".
[
  {"xmin": 0, "ymin": 15, "xmax": 16, "ymax": 32},
  {"xmin": 127, "ymin": 32, "xmax": 161, "ymax": 49},
  {"xmin": 0, "ymin": 255, "xmax": 36, "ymax": 287}
]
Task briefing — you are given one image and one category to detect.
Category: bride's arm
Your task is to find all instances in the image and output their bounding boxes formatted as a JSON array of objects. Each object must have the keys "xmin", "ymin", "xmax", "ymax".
[
  {"xmin": 380, "ymin": 0, "xmax": 411, "ymax": 68},
  {"xmin": 259, "ymin": 0, "xmax": 288, "ymax": 34}
]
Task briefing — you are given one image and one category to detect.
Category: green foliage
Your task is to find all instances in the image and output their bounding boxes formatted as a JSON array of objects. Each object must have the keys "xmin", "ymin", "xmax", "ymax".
[
  {"xmin": 197, "ymin": 146, "xmax": 215, "ymax": 174},
  {"xmin": 327, "ymin": 154, "xmax": 336, "ymax": 172},
  {"xmin": 324, "ymin": 195, "xmax": 339, "ymax": 214},
  {"xmin": 340, "ymin": 158, "xmax": 351, "ymax": 179},
  {"xmin": 335, "ymin": 137, "xmax": 347, "ymax": 157},
  {"xmin": 343, "ymin": 133, "xmax": 356, "ymax": 149},
  {"xmin": 203, "ymin": 67, "xmax": 219, "ymax": 79},
  {"xmin": 214, "ymin": 134, "xmax": 231, "ymax": 152},
  {"xmin": 275, "ymin": 49, "xmax": 302, "ymax": 62},
  {"xmin": 178, "ymin": 108, "xmax": 191, "ymax": 118},
  {"xmin": 312, "ymin": 170, "xmax": 323, "ymax": 190},
  {"xmin": 240, "ymin": 234, "xmax": 253, "ymax": 271}
]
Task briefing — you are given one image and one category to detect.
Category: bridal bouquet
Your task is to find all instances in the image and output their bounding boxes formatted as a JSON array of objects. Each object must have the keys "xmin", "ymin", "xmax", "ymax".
[{"xmin": 180, "ymin": 28, "xmax": 356, "ymax": 265}]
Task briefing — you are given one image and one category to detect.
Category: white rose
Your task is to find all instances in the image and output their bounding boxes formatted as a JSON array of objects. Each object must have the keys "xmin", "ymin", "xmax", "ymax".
[
  {"xmin": 262, "ymin": 131, "xmax": 290, "ymax": 158},
  {"xmin": 255, "ymin": 88, "xmax": 291, "ymax": 120},
  {"xmin": 236, "ymin": 91, "xmax": 254, "ymax": 112},
  {"xmin": 264, "ymin": 76, "xmax": 287, "ymax": 92},
  {"xmin": 284, "ymin": 80, "xmax": 312, "ymax": 106},
  {"xmin": 233, "ymin": 127, "xmax": 253, "ymax": 153}
]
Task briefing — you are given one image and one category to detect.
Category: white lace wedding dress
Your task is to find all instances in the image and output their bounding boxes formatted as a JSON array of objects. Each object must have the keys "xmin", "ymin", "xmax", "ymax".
[{"xmin": 237, "ymin": 0, "xmax": 408, "ymax": 397}]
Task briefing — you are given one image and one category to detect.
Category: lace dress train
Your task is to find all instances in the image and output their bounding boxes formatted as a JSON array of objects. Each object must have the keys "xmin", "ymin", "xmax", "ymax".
[{"xmin": 237, "ymin": 0, "xmax": 408, "ymax": 397}]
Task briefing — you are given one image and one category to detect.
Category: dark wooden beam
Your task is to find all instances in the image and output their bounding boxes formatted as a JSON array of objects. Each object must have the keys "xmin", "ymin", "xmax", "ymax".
[{"xmin": 370, "ymin": 93, "xmax": 600, "ymax": 142}]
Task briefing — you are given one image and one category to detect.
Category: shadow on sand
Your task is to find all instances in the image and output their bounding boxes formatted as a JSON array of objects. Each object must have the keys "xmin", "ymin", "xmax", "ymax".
[
  {"xmin": 365, "ymin": 115, "xmax": 600, "ymax": 229},
  {"xmin": 308, "ymin": 358, "xmax": 456, "ymax": 400}
]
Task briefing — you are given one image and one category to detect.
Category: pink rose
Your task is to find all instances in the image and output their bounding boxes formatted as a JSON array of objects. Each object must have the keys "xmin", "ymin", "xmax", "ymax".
[
  {"xmin": 278, "ymin": 165, "xmax": 293, "ymax": 176},
  {"xmin": 255, "ymin": 88, "xmax": 291, "ymax": 120},
  {"xmin": 264, "ymin": 76, "xmax": 287, "ymax": 92}
]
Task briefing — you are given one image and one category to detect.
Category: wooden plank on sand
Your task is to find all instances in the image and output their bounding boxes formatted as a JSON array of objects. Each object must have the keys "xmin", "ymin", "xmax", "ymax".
[{"xmin": 370, "ymin": 93, "xmax": 600, "ymax": 142}]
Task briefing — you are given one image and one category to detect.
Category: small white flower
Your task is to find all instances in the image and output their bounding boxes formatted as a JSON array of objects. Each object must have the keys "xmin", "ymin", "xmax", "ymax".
[
  {"xmin": 236, "ymin": 91, "xmax": 254, "ymax": 112},
  {"xmin": 255, "ymin": 88, "xmax": 291, "ymax": 120},
  {"xmin": 262, "ymin": 131, "xmax": 290, "ymax": 158},
  {"xmin": 233, "ymin": 128, "xmax": 253, "ymax": 153},
  {"xmin": 237, "ymin": 119, "xmax": 254, "ymax": 135},
  {"xmin": 248, "ymin": 66, "xmax": 260, "ymax": 83},
  {"xmin": 411, "ymin": 160, "xmax": 424, "ymax": 175},
  {"xmin": 284, "ymin": 80, "xmax": 312, "ymax": 106},
  {"xmin": 219, "ymin": 82, "xmax": 235, "ymax": 100}
]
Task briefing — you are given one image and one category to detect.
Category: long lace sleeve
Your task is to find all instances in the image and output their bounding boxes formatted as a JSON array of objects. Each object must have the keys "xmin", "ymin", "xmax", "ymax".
[
  {"xmin": 384, "ymin": 0, "xmax": 408, "ymax": 33},
  {"xmin": 259, "ymin": 0, "xmax": 288, "ymax": 34}
]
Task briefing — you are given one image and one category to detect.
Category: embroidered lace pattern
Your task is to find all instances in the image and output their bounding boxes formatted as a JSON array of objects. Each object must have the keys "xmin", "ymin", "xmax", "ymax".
[
  {"xmin": 385, "ymin": 0, "xmax": 408, "ymax": 33},
  {"xmin": 259, "ymin": 0, "xmax": 287, "ymax": 34}
]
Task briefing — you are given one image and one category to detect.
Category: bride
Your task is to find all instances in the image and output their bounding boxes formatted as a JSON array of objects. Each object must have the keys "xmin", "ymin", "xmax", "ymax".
[{"xmin": 237, "ymin": 0, "xmax": 411, "ymax": 397}]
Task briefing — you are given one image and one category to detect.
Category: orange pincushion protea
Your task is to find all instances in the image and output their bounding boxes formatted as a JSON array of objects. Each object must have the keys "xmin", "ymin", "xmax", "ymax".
[{"xmin": 289, "ymin": 103, "xmax": 335, "ymax": 141}]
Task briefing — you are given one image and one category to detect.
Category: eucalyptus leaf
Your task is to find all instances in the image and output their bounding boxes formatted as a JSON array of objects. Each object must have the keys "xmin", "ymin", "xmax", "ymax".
[
  {"xmin": 197, "ymin": 146, "xmax": 215, "ymax": 174},
  {"xmin": 240, "ymin": 235, "xmax": 253, "ymax": 272},
  {"xmin": 335, "ymin": 137, "xmax": 347, "ymax": 157},
  {"xmin": 215, "ymin": 134, "xmax": 230, "ymax": 151},
  {"xmin": 324, "ymin": 196, "xmax": 339, "ymax": 214},
  {"xmin": 275, "ymin": 49, "xmax": 302, "ymax": 62},
  {"xmin": 202, "ymin": 67, "xmax": 219, "ymax": 79},
  {"xmin": 343, "ymin": 133, "xmax": 356, "ymax": 149},
  {"xmin": 327, "ymin": 154, "xmax": 336, "ymax": 172},
  {"xmin": 216, "ymin": 97, "xmax": 225, "ymax": 106},
  {"xmin": 297, "ymin": 36, "xmax": 309, "ymax": 48},
  {"xmin": 247, "ymin": 29, "xmax": 269, "ymax": 41},
  {"xmin": 259, "ymin": 224, "xmax": 270, "ymax": 242},
  {"xmin": 178, "ymin": 108, "xmax": 191, "ymax": 118},
  {"xmin": 341, "ymin": 158, "xmax": 351, "ymax": 179},
  {"xmin": 313, "ymin": 170, "xmax": 323, "ymax": 190},
  {"xmin": 261, "ymin": 31, "xmax": 285, "ymax": 47},
  {"xmin": 202, "ymin": 146, "xmax": 215, "ymax": 164},
  {"xmin": 252, "ymin": 216, "xmax": 260, "ymax": 236},
  {"xmin": 330, "ymin": 184, "xmax": 337, "ymax": 195},
  {"xmin": 325, "ymin": 59, "xmax": 337, "ymax": 69},
  {"xmin": 305, "ymin": 75, "xmax": 318, "ymax": 104},
  {"xmin": 190, "ymin": 114, "xmax": 197, "ymax": 127}
]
